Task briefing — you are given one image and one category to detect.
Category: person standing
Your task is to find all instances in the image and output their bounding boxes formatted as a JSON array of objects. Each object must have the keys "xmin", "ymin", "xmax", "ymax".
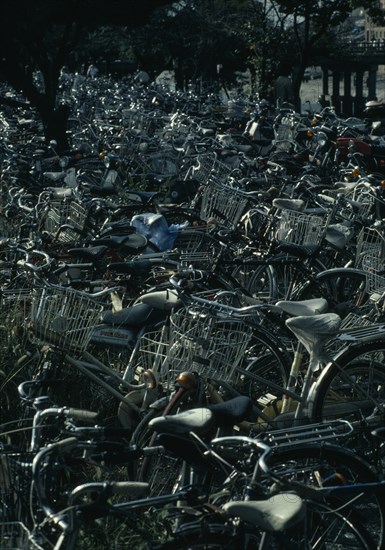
[
  {"xmin": 86, "ymin": 63, "xmax": 99, "ymax": 78},
  {"xmin": 274, "ymin": 66, "xmax": 294, "ymax": 108}
]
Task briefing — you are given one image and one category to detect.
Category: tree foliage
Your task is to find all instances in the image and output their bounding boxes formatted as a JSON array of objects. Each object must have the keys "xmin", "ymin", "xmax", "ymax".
[
  {"xmin": 0, "ymin": 0, "xmax": 375, "ymax": 136},
  {"xmin": 0, "ymin": 0, "xmax": 175, "ymax": 148},
  {"xmin": 269, "ymin": 0, "xmax": 356, "ymax": 106}
]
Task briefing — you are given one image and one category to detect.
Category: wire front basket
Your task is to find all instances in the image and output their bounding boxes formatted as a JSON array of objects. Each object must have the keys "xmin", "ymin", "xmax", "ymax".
[
  {"xmin": 200, "ymin": 182, "xmax": 249, "ymax": 229},
  {"xmin": 0, "ymin": 522, "xmax": 34, "ymax": 549},
  {"xmin": 29, "ymin": 285, "xmax": 103, "ymax": 353},
  {"xmin": 189, "ymin": 153, "xmax": 232, "ymax": 187},
  {"xmin": 133, "ymin": 325, "xmax": 170, "ymax": 382},
  {"xmin": 344, "ymin": 183, "xmax": 377, "ymax": 223},
  {"xmin": 162, "ymin": 308, "xmax": 253, "ymax": 385},
  {"xmin": 361, "ymin": 253, "xmax": 385, "ymax": 295},
  {"xmin": 273, "ymin": 118, "xmax": 296, "ymax": 152},
  {"xmin": 355, "ymin": 226, "xmax": 385, "ymax": 268},
  {"xmin": 172, "ymin": 230, "xmax": 224, "ymax": 270},
  {"xmin": 43, "ymin": 199, "xmax": 86, "ymax": 242},
  {"xmin": 276, "ymin": 209, "xmax": 325, "ymax": 247}
]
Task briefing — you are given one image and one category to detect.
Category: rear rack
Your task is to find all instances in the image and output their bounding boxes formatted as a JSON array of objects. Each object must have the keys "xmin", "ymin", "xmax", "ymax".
[
  {"xmin": 336, "ymin": 322, "xmax": 385, "ymax": 342},
  {"xmin": 255, "ymin": 419, "xmax": 353, "ymax": 448}
]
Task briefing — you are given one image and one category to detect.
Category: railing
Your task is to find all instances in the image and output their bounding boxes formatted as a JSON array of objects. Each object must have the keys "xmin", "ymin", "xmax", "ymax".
[{"xmin": 335, "ymin": 40, "xmax": 385, "ymax": 57}]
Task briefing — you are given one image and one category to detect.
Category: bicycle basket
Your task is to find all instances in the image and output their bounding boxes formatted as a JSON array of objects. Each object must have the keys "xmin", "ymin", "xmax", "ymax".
[
  {"xmin": 200, "ymin": 182, "xmax": 249, "ymax": 229},
  {"xmin": 163, "ymin": 308, "xmax": 253, "ymax": 384},
  {"xmin": 361, "ymin": 252, "xmax": 385, "ymax": 295},
  {"xmin": 273, "ymin": 119, "xmax": 295, "ymax": 152},
  {"xmin": 0, "ymin": 522, "xmax": 33, "ymax": 549},
  {"xmin": 43, "ymin": 199, "xmax": 86, "ymax": 242},
  {"xmin": 276, "ymin": 209, "xmax": 325, "ymax": 247},
  {"xmin": 190, "ymin": 154, "xmax": 232, "ymax": 187},
  {"xmin": 356, "ymin": 226, "xmax": 385, "ymax": 268},
  {"xmin": 172, "ymin": 230, "xmax": 224, "ymax": 270},
  {"xmin": 345, "ymin": 183, "xmax": 377, "ymax": 223},
  {"xmin": 133, "ymin": 325, "xmax": 170, "ymax": 383},
  {"xmin": 29, "ymin": 286, "xmax": 103, "ymax": 353}
]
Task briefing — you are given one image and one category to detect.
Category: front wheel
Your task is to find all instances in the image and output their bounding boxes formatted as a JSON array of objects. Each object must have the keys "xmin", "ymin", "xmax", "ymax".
[{"xmin": 311, "ymin": 340, "xmax": 385, "ymax": 425}]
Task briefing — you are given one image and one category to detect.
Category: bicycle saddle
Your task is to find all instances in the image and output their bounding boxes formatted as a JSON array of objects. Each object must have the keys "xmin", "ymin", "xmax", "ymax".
[
  {"xmin": 276, "ymin": 298, "xmax": 328, "ymax": 317},
  {"xmin": 286, "ymin": 313, "xmax": 342, "ymax": 355},
  {"xmin": 223, "ymin": 494, "xmax": 305, "ymax": 532},
  {"xmin": 150, "ymin": 396, "xmax": 253, "ymax": 435},
  {"xmin": 102, "ymin": 301, "xmax": 166, "ymax": 327},
  {"xmin": 273, "ymin": 198, "xmax": 305, "ymax": 211}
]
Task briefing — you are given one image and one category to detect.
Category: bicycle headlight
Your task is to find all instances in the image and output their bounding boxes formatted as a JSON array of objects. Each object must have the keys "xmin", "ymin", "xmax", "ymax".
[
  {"xmin": 317, "ymin": 132, "xmax": 327, "ymax": 147},
  {"xmin": 60, "ymin": 156, "xmax": 69, "ymax": 169},
  {"xmin": 141, "ymin": 369, "xmax": 158, "ymax": 389}
]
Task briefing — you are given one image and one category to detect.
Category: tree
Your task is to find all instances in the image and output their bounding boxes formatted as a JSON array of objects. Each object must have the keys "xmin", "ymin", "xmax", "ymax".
[
  {"xmin": 0, "ymin": 0, "xmax": 175, "ymax": 150},
  {"xmin": 270, "ymin": 0, "xmax": 355, "ymax": 109},
  {"xmin": 352, "ymin": 0, "xmax": 385, "ymax": 26},
  {"xmin": 126, "ymin": 0, "xmax": 251, "ymax": 93}
]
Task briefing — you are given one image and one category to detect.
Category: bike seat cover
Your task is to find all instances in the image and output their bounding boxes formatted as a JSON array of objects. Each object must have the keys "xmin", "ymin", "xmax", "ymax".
[
  {"xmin": 140, "ymin": 289, "xmax": 181, "ymax": 311},
  {"xmin": 45, "ymin": 187, "xmax": 75, "ymax": 198},
  {"xmin": 91, "ymin": 235, "xmax": 130, "ymax": 248},
  {"xmin": 325, "ymin": 224, "xmax": 352, "ymax": 249},
  {"xmin": 223, "ymin": 494, "xmax": 305, "ymax": 532},
  {"xmin": 286, "ymin": 313, "xmax": 341, "ymax": 356},
  {"xmin": 276, "ymin": 298, "xmax": 328, "ymax": 317},
  {"xmin": 149, "ymin": 408, "xmax": 214, "ymax": 435},
  {"xmin": 273, "ymin": 198, "xmax": 305, "ymax": 211},
  {"xmin": 102, "ymin": 302, "xmax": 165, "ymax": 326},
  {"xmin": 206, "ymin": 396, "xmax": 253, "ymax": 426},
  {"xmin": 67, "ymin": 245, "xmax": 108, "ymax": 261}
]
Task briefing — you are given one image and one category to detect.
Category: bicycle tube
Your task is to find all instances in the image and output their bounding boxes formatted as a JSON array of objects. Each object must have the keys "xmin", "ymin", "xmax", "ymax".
[
  {"xmin": 311, "ymin": 339, "xmax": 385, "ymax": 424},
  {"xmin": 263, "ymin": 443, "xmax": 385, "ymax": 549},
  {"xmin": 295, "ymin": 267, "xmax": 368, "ymax": 316}
]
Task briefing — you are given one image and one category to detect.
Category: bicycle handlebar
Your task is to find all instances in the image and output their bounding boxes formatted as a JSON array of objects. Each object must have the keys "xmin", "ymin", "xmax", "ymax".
[{"xmin": 168, "ymin": 272, "xmax": 269, "ymax": 317}]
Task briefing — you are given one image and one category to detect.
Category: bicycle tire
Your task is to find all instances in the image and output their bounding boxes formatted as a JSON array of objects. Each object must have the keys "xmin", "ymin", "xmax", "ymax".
[
  {"xmin": 311, "ymin": 339, "xmax": 385, "ymax": 424},
  {"xmin": 231, "ymin": 261, "xmax": 276, "ymax": 300},
  {"xmin": 158, "ymin": 441, "xmax": 380, "ymax": 550},
  {"xmin": 296, "ymin": 267, "xmax": 368, "ymax": 317},
  {"xmin": 271, "ymin": 254, "xmax": 328, "ymax": 301},
  {"xmin": 269, "ymin": 444, "xmax": 385, "ymax": 549},
  {"xmin": 256, "ymin": 443, "xmax": 384, "ymax": 549}
]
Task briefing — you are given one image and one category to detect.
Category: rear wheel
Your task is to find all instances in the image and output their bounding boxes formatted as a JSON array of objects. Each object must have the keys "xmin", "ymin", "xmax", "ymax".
[
  {"xmin": 266, "ymin": 444, "xmax": 384, "ymax": 549},
  {"xmin": 311, "ymin": 340, "xmax": 385, "ymax": 425},
  {"xmin": 297, "ymin": 268, "xmax": 368, "ymax": 318}
]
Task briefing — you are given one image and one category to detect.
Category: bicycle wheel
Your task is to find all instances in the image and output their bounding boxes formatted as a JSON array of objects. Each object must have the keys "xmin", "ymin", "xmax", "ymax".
[
  {"xmin": 265, "ymin": 254, "xmax": 327, "ymax": 302},
  {"xmin": 262, "ymin": 444, "xmax": 385, "ymax": 549},
  {"xmin": 233, "ymin": 326, "xmax": 290, "ymax": 417},
  {"xmin": 311, "ymin": 340, "xmax": 385, "ymax": 425},
  {"xmin": 132, "ymin": 388, "xmax": 200, "ymax": 496},
  {"xmin": 156, "ymin": 507, "xmax": 375, "ymax": 549},
  {"xmin": 296, "ymin": 267, "xmax": 368, "ymax": 317},
  {"xmin": 283, "ymin": 499, "xmax": 377, "ymax": 549},
  {"xmin": 231, "ymin": 261, "xmax": 276, "ymax": 300}
]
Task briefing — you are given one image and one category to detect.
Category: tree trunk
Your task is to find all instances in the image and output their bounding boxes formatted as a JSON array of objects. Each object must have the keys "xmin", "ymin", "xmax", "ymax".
[{"xmin": 40, "ymin": 104, "xmax": 71, "ymax": 151}]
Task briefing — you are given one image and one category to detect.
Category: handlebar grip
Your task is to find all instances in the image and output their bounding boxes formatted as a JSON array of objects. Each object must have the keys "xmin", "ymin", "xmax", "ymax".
[
  {"xmin": 110, "ymin": 481, "xmax": 150, "ymax": 497},
  {"xmin": 65, "ymin": 408, "xmax": 99, "ymax": 423},
  {"xmin": 54, "ymin": 437, "xmax": 79, "ymax": 451},
  {"xmin": 142, "ymin": 445, "xmax": 165, "ymax": 456}
]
